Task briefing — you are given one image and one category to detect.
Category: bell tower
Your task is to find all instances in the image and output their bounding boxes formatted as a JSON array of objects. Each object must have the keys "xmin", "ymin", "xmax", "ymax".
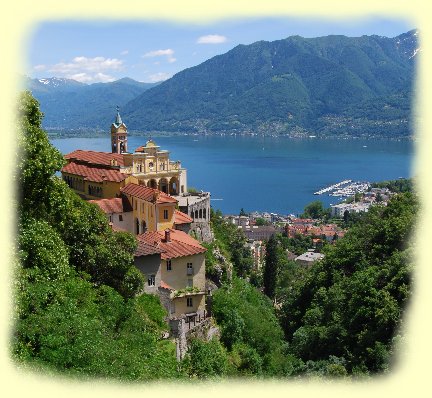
[{"xmin": 111, "ymin": 106, "xmax": 128, "ymax": 154}]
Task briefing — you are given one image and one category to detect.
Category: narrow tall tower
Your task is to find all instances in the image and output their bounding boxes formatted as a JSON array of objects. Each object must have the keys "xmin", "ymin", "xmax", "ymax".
[{"xmin": 111, "ymin": 106, "xmax": 128, "ymax": 154}]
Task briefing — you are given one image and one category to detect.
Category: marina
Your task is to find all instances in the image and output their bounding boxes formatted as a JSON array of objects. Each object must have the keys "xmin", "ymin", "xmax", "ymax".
[
  {"xmin": 314, "ymin": 180, "xmax": 371, "ymax": 198},
  {"xmin": 314, "ymin": 180, "xmax": 352, "ymax": 195}
]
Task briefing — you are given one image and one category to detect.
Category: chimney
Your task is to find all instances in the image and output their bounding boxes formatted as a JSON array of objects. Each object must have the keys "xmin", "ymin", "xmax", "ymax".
[{"xmin": 165, "ymin": 229, "xmax": 171, "ymax": 242}]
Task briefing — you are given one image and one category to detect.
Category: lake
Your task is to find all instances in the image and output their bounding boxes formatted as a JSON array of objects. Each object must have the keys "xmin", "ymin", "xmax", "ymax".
[{"xmin": 51, "ymin": 135, "xmax": 414, "ymax": 215}]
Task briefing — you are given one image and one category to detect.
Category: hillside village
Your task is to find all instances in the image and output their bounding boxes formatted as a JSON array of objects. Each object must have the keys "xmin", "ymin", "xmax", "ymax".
[
  {"xmin": 59, "ymin": 108, "xmax": 404, "ymax": 359},
  {"xmin": 15, "ymin": 91, "xmax": 416, "ymax": 379}
]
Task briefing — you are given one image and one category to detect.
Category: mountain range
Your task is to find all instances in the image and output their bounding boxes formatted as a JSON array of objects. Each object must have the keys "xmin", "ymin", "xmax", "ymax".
[
  {"xmin": 25, "ymin": 77, "xmax": 158, "ymax": 131},
  {"xmin": 27, "ymin": 30, "xmax": 419, "ymax": 138}
]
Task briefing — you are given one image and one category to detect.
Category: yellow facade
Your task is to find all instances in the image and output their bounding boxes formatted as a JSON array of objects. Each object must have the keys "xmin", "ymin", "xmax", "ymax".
[
  {"xmin": 123, "ymin": 193, "xmax": 177, "ymax": 234},
  {"xmin": 62, "ymin": 173, "xmax": 138, "ymax": 200},
  {"xmin": 161, "ymin": 253, "xmax": 205, "ymax": 292},
  {"xmin": 172, "ymin": 294, "xmax": 205, "ymax": 317},
  {"xmin": 162, "ymin": 253, "xmax": 206, "ymax": 317},
  {"xmin": 122, "ymin": 140, "xmax": 184, "ymax": 194},
  {"xmin": 157, "ymin": 204, "xmax": 176, "ymax": 231}
]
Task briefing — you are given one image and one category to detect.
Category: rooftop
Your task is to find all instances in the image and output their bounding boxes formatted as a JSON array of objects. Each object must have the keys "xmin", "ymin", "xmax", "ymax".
[
  {"xmin": 295, "ymin": 251, "xmax": 325, "ymax": 263},
  {"xmin": 135, "ymin": 240, "xmax": 165, "ymax": 257},
  {"xmin": 62, "ymin": 162, "xmax": 129, "ymax": 183},
  {"xmin": 136, "ymin": 229, "xmax": 206, "ymax": 260},
  {"xmin": 89, "ymin": 197, "xmax": 132, "ymax": 214},
  {"xmin": 174, "ymin": 209, "xmax": 193, "ymax": 225},
  {"xmin": 65, "ymin": 150, "xmax": 125, "ymax": 167},
  {"xmin": 121, "ymin": 183, "xmax": 177, "ymax": 204},
  {"xmin": 174, "ymin": 192, "xmax": 210, "ymax": 207}
]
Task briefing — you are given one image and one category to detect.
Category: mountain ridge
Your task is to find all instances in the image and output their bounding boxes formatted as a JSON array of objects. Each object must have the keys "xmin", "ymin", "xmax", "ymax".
[{"xmin": 28, "ymin": 30, "xmax": 418, "ymax": 138}]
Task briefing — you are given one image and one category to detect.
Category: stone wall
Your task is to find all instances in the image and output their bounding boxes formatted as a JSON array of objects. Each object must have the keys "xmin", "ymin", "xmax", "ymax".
[
  {"xmin": 190, "ymin": 221, "xmax": 213, "ymax": 243},
  {"xmin": 169, "ymin": 313, "xmax": 220, "ymax": 360}
]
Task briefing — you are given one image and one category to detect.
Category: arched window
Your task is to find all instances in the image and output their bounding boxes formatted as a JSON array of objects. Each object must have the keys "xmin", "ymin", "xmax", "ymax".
[
  {"xmin": 141, "ymin": 220, "xmax": 147, "ymax": 233},
  {"xmin": 135, "ymin": 218, "xmax": 140, "ymax": 235},
  {"xmin": 203, "ymin": 208, "xmax": 207, "ymax": 220},
  {"xmin": 195, "ymin": 210, "xmax": 198, "ymax": 219}
]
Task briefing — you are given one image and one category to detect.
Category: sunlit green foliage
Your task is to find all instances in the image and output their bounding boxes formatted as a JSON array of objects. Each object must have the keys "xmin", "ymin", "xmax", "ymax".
[
  {"xmin": 280, "ymin": 193, "xmax": 416, "ymax": 374},
  {"xmin": 13, "ymin": 91, "xmax": 180, "ymax": 380}
]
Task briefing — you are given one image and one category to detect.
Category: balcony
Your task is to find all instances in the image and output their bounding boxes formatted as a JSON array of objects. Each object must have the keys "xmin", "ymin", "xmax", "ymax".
[{"xmin": 171, "ymin": 286, "xmax": 204, "ymax": 299}]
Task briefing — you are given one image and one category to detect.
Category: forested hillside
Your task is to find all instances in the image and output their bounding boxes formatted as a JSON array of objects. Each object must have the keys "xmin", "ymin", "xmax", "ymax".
[
  {"xmin": 28, "ymin": 31, "xmax": 417, "ymax": 138},
  {"xmin": 208, "ymin": 192, "xmax": 416, "ymax": 376},
  {"xmin": 26, "ymin": 77, "xmax": 157, "ymax": 132},
  {"xmin": 123, "ymin": 30, "xmax": 417, "ymax": 138}
]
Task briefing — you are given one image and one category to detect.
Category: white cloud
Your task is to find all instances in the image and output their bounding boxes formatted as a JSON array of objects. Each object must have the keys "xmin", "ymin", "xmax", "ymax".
[
  {"xmin": 68, "ymin": 72, "xmax": 116, "ymax": 83},
  {"xmin": 142, "ymin": 49, "xmax": 176, "ymax": 63},
  {"xmin": 143, "ymin": 49, "xmax": 174, "ymax": 57},
  {"xmin": 48, "ymin": 56, "xmax": 123, "ymax": 74},
  {"xmin": 197, "ymin": 35, "xmax": 227, "ymax": 44},
  {"xmin": 42, "ymin": 56, "xmax": 123, "ymax": 83},
  {"xmin": 33, "ymin": 64, "xmax": 46, "ymax": 71},
  {"xmin": 148, "ymin": 72, "xmax": 172, "ymax": 83}
]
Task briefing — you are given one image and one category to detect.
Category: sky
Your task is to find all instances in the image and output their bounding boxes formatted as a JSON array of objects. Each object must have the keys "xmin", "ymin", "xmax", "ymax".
[{"xmin": 26, "ymin": 17, "xmax": 414, "ymax": 84}]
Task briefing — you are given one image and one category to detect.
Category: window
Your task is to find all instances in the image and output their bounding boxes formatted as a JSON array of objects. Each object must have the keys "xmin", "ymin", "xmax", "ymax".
[
  {"xmin": 187, "ymin": 279, "xmax": 193, "ymax": 287},
  {"xmin": 147, "ymin": 274, "xmax": 155, "ymax": 287},
  {"xmin": 187, "ymin": 297, "xmax": 193, "ymax": 307},
  {"xmin": 187, "ymin": 263, "xmax": 193, "ymax": 275},
  {"xmin": 119, "ymin": 214, "xmax": 123, "ymax": 222},
  {"xmin": 163, "ymin": 209, "xmax": 169, "ymax": 220},
  {"xmin": 166, "ymin": 259, "xmax": 172, "ymax": 271}
]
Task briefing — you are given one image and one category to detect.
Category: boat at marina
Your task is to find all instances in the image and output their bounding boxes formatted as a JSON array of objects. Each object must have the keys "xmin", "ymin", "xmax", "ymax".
[{"xmin": 314, "ymin": 180, "xmax": 352, "ymax": 195}]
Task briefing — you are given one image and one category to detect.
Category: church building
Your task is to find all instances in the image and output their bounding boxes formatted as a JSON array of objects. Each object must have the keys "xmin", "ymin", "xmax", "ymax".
[{"xmin": 61, "ymin": 108, "xmax": 187, "ymax": 200}]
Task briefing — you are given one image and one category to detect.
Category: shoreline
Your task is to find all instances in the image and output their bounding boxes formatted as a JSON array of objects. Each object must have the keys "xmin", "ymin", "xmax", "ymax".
[{"xmin": 47, "ymin": 130, "xmax": 414, "ymax": 142}]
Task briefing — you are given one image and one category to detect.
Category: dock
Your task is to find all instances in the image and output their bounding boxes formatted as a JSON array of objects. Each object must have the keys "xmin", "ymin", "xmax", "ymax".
[{"xmin": 313, "ymin": 180, "xmax": 352, "ymax": 195}]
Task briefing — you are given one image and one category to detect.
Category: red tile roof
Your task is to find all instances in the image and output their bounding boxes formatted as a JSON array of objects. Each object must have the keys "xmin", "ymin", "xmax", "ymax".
[
  {"xmin": 174, "ymin": 210, "xmax": 193, "ymax": 225},
  {"xmin": 65, "ymin": 150, "xmax": 125, "ymax": 167},
  {"xmin": 135, "ymin": 240, "xmax": 164, "ymax": 257},
  {"xmin": 121, "ymin": 183, "xmax": 177, "ymax": 204},
  {"xmin": 62, "ymin": 162, "xmax": 129, "ymax": 183},
  {"xmin": 89, "ymin": 197, "xmax": 130, "ymax": 214},
  {"xmin": 136, "ymin": 229, "xmax": 206, "ymax": 260},
  {"xmin": 160, "ymin": 281, "xmax": 174, "ymax": 290}
]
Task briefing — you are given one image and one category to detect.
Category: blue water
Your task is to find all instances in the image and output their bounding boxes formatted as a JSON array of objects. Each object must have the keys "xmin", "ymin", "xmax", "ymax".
[{"xmin": 51, "ymin": 135, "xmax": 414, "ymax": 215}]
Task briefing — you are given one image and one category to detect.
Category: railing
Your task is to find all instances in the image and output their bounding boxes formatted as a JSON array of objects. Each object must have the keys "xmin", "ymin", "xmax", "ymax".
[{"xmin": 184, "ymin": 310, "xmax": 208, "ymax": 330}]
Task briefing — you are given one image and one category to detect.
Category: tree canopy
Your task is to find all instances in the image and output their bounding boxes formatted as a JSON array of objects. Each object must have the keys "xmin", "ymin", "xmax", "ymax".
[{"xmin": 13, "ymin": 92, "xmax": 180, "ymax": 380}]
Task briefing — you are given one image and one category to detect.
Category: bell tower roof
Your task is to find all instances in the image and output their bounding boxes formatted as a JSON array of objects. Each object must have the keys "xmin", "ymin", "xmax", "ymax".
[{"xmin": 112, "ymin": 106, "xmax": 126, "ymax": 128}]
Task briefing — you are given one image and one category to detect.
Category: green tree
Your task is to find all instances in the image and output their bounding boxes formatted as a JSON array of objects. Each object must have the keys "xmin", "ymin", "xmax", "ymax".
[
  {"xmin": 301, "ymin": 201, "xmax": 327, "ymax": 219},
  {"xmin": 17, "ymin": 91, "xmax": 65, "ymax": 218},
  {"xmin": 255, "ymin": 217, "xmax": 269, "ymax": 226},
  {"xmin": 212, "ymin": 278, "xmax": 284, "ymax": 359},
  {"xmin": 239, "ymin": 208, "xmax": 248, "ymax": 216},
  {"xmin": 184, "ymin": 338, "xmax": 229, "ymax": 378},
  {"xmin": 13, "ymin": 91, "xmax": 180, "ymax": 380},
  {"xmin": 263, "ymin": 234, "xmax": 279, "ymax": 300},
  {"xmin": 280, "ymin": 193, "xmax": 417, "ymax": 374}
]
